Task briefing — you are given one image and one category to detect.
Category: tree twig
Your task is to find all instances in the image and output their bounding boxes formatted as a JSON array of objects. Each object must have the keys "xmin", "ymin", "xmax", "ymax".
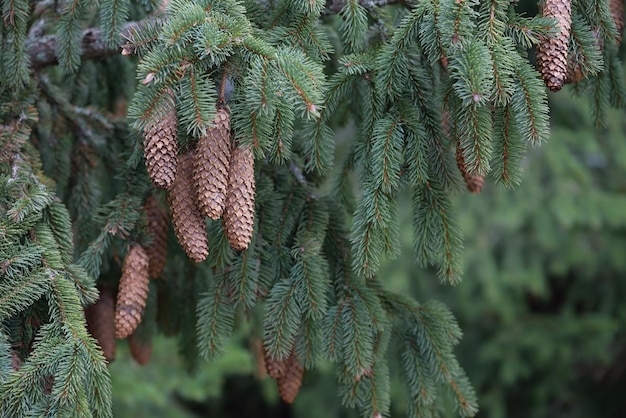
[
  {"xmin": 26, "ymin": 0, "xmax": 406, "ymax": 69},
  {"xmin": 27, "ymin": 20, "xmax": 156, "ymax": 69}
]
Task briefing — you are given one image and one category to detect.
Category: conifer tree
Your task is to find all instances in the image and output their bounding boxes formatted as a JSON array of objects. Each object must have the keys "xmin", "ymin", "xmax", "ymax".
[{"xmin": 0, "ymin": 0, "xmax": 623, "ymax": 417}]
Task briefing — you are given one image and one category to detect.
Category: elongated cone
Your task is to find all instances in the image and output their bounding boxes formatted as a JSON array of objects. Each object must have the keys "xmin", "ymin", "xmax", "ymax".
[
  {"xmin": 565, "ymin": 57, "xmax": 585, "ymax": 84},
  {"xmin": 264, "ymin": 345, "xmax": 286, "ymax": 380},
  {"xmin": 276, "ymin": 352, "xmax": 304, "ymax": 404},
  {"xmin": 85, "ymin": 287, "xmax": 117, "ymax": 362},
  {"xmin": 193, "ymin": 108, "xmax": 231, "ymax": 220},
  {"xmin": 129, "ymin": 332, "xmax": 152, "ymax": 365},
  {"xmin": 566, "ymin": 29, "xmax": 603, "ymax": 84},
  {"xmin": 144, "ymin": 104, "xmax": 178, "ymax": 189},
  {"xmin": 251, "ymin": 338, "xmax": 267, "ymax": 379},
  {"xmin": 169, "ymin": 152, "xmax": 209, "ymax": 262},
  {"xmin": 456, "ymin": 143, "xmax": 485, "ymax": 194},
  {"xmin": 536, "ymin": 0, "xmax": 572, "ymax": 91},
  {"xmin": 114, "ymin": 246, "xmax": 150, "ymax": 339},
  {"xmin": 611, "ymin": 0, "xmax": 624, "ymax": 46},
  {"xmin": 144, "ymin": 194, "xmax": 169, "ymax": 278},
  {"xmin": 223, "ymin": 146, "xmax": 255, "ymax": 251}
]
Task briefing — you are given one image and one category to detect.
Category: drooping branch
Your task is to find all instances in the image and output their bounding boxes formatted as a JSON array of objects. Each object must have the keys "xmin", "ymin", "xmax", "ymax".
[{"xmin": 26, "ymin": 0, "xmax": 405, "ymax": 69}]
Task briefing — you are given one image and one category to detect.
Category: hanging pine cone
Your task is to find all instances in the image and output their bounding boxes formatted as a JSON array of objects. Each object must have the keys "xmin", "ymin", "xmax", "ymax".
[
  {"xmin": 565, "ymin": 57, "xmax": 585, "ymax": 84},
  {"xmin": 144, "ymin": 102, "xmax": 178, "ymax": 189},
  {"xmin": 169, "ymin": 152, "xmax": 209, "ymax": 262},
  {"xmin": 193, "ymin": 108, "xmax": 231, "ymax": 220},
  {"xmin": 566, "ymin": 28, "xmax": 603, "ymax": 84},
  {"xmin": 114, "ymin": 246, "xmax": 150, "ymax": 339},
  {"xmin": 85, "ymin": 287, "xmax": 117, "ymax": 362},
  {"xmin": 129, "ymin": 332, "xmax": 152, "ymax": 365},
  {"xmin": 611, "ymin": 0, "xmax": 624, "ymax": 46},
  {"xmin": 456, "ymin": 143, "xmax": 485, "ymax": 194},
  {"xmin": 264, "ymin": 345, "xmax": 286, "ymax": 380},
  {"xmin": 223, "ymin": 145, "xmax": 255, "ymax": 251},
  {"xmin": 536, "ymin": 0, "xmax": 572, "ymax": 91},
  {"xmin": 276, "ymin": 352, "xmax": 304, "ymax": 404},
  {"xmin": 144, "ymin": 194, "xmax": 169, "ymax": 278}
]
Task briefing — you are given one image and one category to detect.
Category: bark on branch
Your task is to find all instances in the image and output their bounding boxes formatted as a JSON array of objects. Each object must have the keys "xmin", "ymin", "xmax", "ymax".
[
  {"xmin": 27, "ymin": 20, "xmax": 151, "ymax": 69},
  {"xmin": 26, "ymin": 0, "xmax": 404, "ymax": 70}
]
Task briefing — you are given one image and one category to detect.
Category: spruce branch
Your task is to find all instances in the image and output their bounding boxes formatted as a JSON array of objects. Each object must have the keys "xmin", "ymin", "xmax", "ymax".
[{"xmin": 25, "ymin": 1, "xmax": 405, "ymax": 70}]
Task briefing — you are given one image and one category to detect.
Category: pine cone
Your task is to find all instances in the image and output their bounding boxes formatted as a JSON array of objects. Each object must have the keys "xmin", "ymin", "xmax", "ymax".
[
  {"xmin": 223, "ymin": 146, "xmax": 255, "ymax": 251},
  {"xmin": 193, "ymin": 108, "xmax": 231, "ymax": 220},
  {"xmin": 566, "ymin": 28, "xmax": 602, "ymax": 84},
  {"xmin": 85, "ymin": 287, "xmax": 117, "ymax": 362},
  {"xmin": 276, "ymin": 352, "xmax": 304, "ymax": 404},
  {"xmin": 565, "ymin": 58, "xmax": 585, "ymax": 84},
  {"xmin": 169, "ymin": 152, "xmax": 209, "ymax": 262},
  {"xmin": 129, "ymin": 332, "xmax": 152, "ymax": 365},
  {"xmin": 264, "ymin": 346, "xmax": 286, "ymax": 380},
  {"xmin": 144, "ymin": 194, "xmax": 169, "ymax": 278},
  {"xmin": 536, "ymin": 0, "xmax": 572, "ymax": 91},
  {"xmin": 456, "ymin": 143, "xmax": 485, "ymax": 194},
  {"xmin": 144, "ymin": 105, "xmax": 178, "ymax": 189},
  {"xmin": 114, "ymin": 246, "xmax": 150, "ymax": 339},
  {"xmin": 611, "ymin": 0, "xmax": 624, "ymax": 46}
]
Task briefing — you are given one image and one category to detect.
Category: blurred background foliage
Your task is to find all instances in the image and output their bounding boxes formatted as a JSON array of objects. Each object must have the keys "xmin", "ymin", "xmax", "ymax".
[{"xmin": 109, "ymin": 88, "xmax": 626, "ymax": 418}]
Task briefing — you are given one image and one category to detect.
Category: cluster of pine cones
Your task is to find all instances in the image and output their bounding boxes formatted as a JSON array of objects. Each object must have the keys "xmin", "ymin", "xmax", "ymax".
[
  {"xmin": 145, "ymin": 103, "xmax": 255, "ymax": 262},
  {"xmin": 85, "ymin": 103, "xmax": 257, "ymax": 365},
  {"xmin": 537, "ymin": 0, "xmax": 624, "ymax": 90}
]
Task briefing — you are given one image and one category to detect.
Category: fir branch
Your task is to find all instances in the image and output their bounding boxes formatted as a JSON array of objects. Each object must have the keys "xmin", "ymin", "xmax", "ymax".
[
  {"xmin": 26, "ymin": 1, "xmax": 399, "ymax": 70},
  {"xmin": 324, "ymin": 0, "xmax": 405, "ymax": 15},
  {"xmin": 196, "ymin": 275, "xmax": 236, "ymax": 360}
]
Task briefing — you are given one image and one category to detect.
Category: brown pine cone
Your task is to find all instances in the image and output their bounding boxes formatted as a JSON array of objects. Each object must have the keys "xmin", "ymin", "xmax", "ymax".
[
  {"xmin": 144, "ymin": 104, "xmax": 178, "ymax": 189},
  {"xmin": 169, "ymin": 152, "xmax": 209, "ymax": 262},
  {"xmin": 85, "ymin": 287, "xmax": 117, "ymax": 362},
  {"xmin": 276, "ymin": 352, "xmax": 304, "ymax": 404},
  {"xmin": 565, "ymin": 58, "xmax": 585, "ymax": 84},
  {"xmin": 566, "ymin": 28, "xmax": 603, "ymax": 84},
  {"xmin": 456, "ymin": 143, "xmax": 485, "ymax": 194},
  {"xmin": 223, "ymin": 146, "xmax": 255, "ymax": 251},
  {"xmin": 193, "ymin": 108, "xmax": 231, "ymax": 220},
  {"xmin": 144, "ymin": 194, "xmax": 169, "ymax": 278},
  {"xmin": 114, "ymin": 246, "xmax": 150, "ymax": 339},
  {"xmin": 264, "ymin": 346, "xmax": 286, "ymax": 380},
  {"xmin": 129, "ymin": 332, "xmax": 152, "ymax": 365},
  {"xmin": 536, "ymin": 0, "xmax": 572, "ymax": 91},
  {"xmin": 611, "ymin": 0, "xmax": 624, "ymax": 46}
]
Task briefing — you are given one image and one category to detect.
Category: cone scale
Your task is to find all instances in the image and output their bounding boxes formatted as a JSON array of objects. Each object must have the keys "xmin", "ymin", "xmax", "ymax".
[
  {"xmin": 223, "ymin": 145, "xmax": 255, "ymax": 251},
  {"xmin": 193, "ymin": 108, "xmax": 232, "ymax": 220},
  {"xmin": 537, "ymin": 0, "xmax": 572, "ymax": 92},
  {"xmin": 169, "ymin": 152, "xmax": 210, "ymax": 262},
  {"xmin": 144, "ymin": 105, "xmax": 178, "ymax": 189},
  {"xmin": 114, "ymin": 246, "xmax": 150, "ymax": 339},
  {"xmin": 276, "ymin": 352, "xmax": 304, "ymax": 404},
  {"xmin": 85, "ymin": 287, "xmax": 117, "ymax": 362},
  {"xmin": 144, "ymin": 194, "xmax": 169, "ymax": 278}
]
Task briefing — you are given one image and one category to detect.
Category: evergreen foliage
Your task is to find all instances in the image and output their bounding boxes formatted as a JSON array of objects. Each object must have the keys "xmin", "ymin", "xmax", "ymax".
[{"xmin": 0, "ymin": 0, "xmax": 624, "ymax": 417}]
